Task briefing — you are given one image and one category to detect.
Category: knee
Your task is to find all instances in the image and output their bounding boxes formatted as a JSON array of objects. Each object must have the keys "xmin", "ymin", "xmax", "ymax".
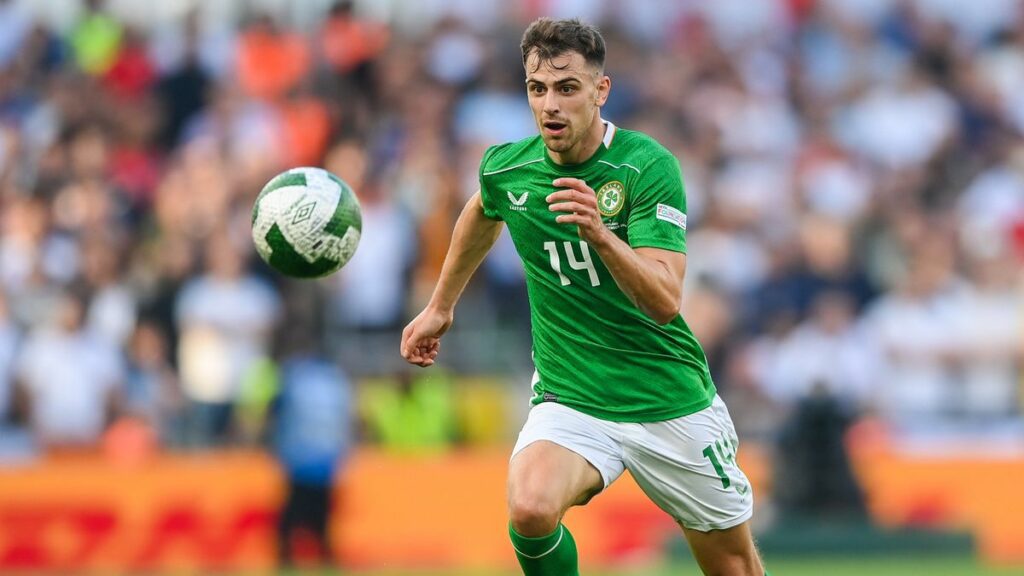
[{"xmin": 507, "ymin": 492, "xmax": 561, "ymax": 537}]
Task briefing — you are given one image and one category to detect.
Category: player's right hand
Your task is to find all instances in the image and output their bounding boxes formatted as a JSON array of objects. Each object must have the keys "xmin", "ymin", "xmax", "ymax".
[{"xmin": 400, "ymin": 306, "xmax": 453, "ymax": 367}]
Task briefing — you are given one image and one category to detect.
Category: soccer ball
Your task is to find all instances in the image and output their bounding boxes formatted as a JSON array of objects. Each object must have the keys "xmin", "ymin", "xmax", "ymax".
[{"xmin": 251, "ymin": 167, "xmax": 362, "ymax": 278}]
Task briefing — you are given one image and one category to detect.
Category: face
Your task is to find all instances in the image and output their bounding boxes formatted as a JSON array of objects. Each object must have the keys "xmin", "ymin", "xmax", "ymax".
[{"xmin": 525, "ymin": 50, "xmax": 610, "ymax": 160}]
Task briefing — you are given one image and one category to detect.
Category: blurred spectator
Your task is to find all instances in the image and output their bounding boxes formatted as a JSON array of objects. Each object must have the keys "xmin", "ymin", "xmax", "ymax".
[
  {"xmin": 788, "ymin": 215, "xmax": 876, "ymax": 316},
  {"xmin": 862, "ymin": 236, "xmax": 964, "ymax": 424},
  {"xmin": 1, "ymin": 197, "xmax": 72, "ymax": 327},
  {"xmin": 148, "ymin": 7, "xmax": 236, "ymax": 81},
  {"xmin": 175, "ymin": 233, "xmax": 280, "ymax": 445},
  {"xmin": 0, "ymin": 290, "xmax": 18, "ymax": 424},
  {"xmin": 756, "ymin": 292, "xmax": 880, "ymax": 410},
  {"xmin": 685, "ymin": 203, "xmax": 770, "ymax": 297},
  {"xmin": 424, "ymin": 17, "xmax": 485, "ymax": 88},
  {"xmin": 681, "ymin": 281, "xmax": 736, "ymax": 383},
  {"xmin": 109, "ymin": 99, "xmax": 163, "ymax": 211},
  {"xmin": 123, "ymin": 320, "xmax": 183, "ymax": 444},
  {"xmin": 280, "ymin": 87, "xmax": 332, "ymax": 168},
  {"xmin": 773, "ymin": 387, "xmax": 868, "ymax": 522},
  {"xmin": 0, "ymin": 0, "xmax": 32, "ymax": 71},
  {"xmin": 14, "ymin": 289, "xmax": 123, "ymax": 449},
  {"xmin": 102, "ymin": 26, "xmax": 155, "ymax": 101},
  {"xmin": 949, "ymin": 251, "xmax": 1024, "ymax": 419},
  {"xmin": 80, "ymin": 233, "xmax": 136, "ymax": 346},
  {"xmin": 69, "ymin": 0, "xmax": 123, "ymax": 76},
  {"xmin": 318, "ymin": 0, "xmax": 388, "ymax": 88},
  {"xmin": 181, "ymin": 85, "xmax": 286, "ymax": 177},
  {"xmin": 134, "ymin": 233, "xmax": 196, "ymax": 369},
  {"xmin": 957, "ymin": 142, "xmax": 1024, "ymax": 248},
  {"xmin": 838, "ymin": 60, "xmax": 958, "ymax": 170},
  {"xmin": 795, "ymin": 130, "xmax": 874, "ymax": 224},
  {"xmin": 153, "ymin": 13, "xmax": 212, "ymax": 149},
  {"xmin": 236, "ymin": 14, "xmax": 310, "ymax": 102},
  {"xmin": 270, "ymin": 326, "xmax": 353, "ymax": 567},
  {"xmin": 360, "ymin": 371, "xmax": 455, "ymax": 452},
  {"xmin": 0, "ymin": 286, "xmax": 33, "ymax": 461}
]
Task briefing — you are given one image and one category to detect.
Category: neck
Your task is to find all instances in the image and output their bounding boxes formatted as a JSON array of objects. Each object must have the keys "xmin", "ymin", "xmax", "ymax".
[{"xmin": 548, "ymin": 115, "xmax": 605, "ymax": 165}]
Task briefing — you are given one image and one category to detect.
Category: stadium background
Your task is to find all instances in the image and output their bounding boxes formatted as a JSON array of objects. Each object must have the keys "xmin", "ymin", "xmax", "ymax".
[{"xmin": 0, "ymin": 0, "xmax": 1023, "ymax": 574}]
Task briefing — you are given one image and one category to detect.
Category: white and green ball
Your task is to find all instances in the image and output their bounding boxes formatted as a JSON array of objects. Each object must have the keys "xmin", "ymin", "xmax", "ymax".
[{"xmin": 251, "ymin": 167, "xmax": 362, "ymax": 278}]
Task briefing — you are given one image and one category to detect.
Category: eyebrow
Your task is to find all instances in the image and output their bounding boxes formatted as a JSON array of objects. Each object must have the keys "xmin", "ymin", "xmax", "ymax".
[{"xmin": 525, "ymin": 76, "xmax": 582, "ymax": 86}]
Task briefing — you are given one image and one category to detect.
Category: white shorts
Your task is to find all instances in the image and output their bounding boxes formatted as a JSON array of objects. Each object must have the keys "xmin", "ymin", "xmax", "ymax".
[{"xmin": 511, "ymin": 395, "xmax": 753, "ymax": 532}]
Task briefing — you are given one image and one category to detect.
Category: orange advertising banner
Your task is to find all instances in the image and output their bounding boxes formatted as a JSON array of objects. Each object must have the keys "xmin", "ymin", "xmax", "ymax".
[
  {"xmin": 0, "ymin": 448, "xmax": 710, "ymax": 572},
  {"xmin": 1, "ymin": 442, "xmax": 1022, "ymax": 571}
]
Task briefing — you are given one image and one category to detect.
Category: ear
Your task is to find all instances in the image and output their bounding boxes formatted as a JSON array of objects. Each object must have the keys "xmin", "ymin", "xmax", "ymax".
[{"xmin": 595, "ymin": 74, "xmax": 611, "ymax": 107}]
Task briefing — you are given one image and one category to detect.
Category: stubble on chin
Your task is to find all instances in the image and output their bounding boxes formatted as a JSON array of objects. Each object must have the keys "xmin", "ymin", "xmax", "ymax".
[
  {"xmin": 545, "ymin": 139, "xmax": 567, "ymax": 152},
  {"xmin": 543, "ymin": 132, "xmax": 574, "ymax": 153}
]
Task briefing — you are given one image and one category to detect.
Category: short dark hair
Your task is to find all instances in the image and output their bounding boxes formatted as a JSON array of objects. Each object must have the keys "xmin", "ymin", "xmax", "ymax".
[{"xmin": 520, "ymin": 17, "xmax": 606, "ymax": 72}]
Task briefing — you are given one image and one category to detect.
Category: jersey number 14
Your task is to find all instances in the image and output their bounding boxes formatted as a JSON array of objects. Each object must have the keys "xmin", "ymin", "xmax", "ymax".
[{"xmin": 543, "ymin": 241, "xmax": 601, "ymax": 287}]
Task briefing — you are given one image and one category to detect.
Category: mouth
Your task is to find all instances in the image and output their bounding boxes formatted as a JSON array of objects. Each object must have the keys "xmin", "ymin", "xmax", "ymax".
[{"xmin": 543, "ymin": 120, "xmax": 567, "ymax": 136}]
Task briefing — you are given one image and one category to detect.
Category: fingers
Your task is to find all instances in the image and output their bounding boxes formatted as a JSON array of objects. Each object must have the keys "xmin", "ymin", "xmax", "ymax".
[
  {"xmin": 410, "ymin": 339, "xmax": 440, "ymax": 367},
  {"xmin": 547, "ymin": 183, "xmax": 601, "ymax": 233},
  {"xmin": 548, "ymin": 201, "xmax": 590, "ymax": 214},
  {"xmin": 546, "ymin": 189, "xmax": 596, "ymax": 206},
  {"xmin": 400, "ymin": 323, "xmax": 414, "ymax": 358},
  {"xmin": 404, "ymin": 342, "xmax": 440, "ymax": 366},
  {"xmin": 554, "ymin": 213, "xmax": 591, "ymax": 225},
  {"xmin": 400, "ymin": 323, "xmax": 440, "ymax": 367},
  {"xmin": 551, "ymin": 177, "xmax": 592, "ymax": 194}
]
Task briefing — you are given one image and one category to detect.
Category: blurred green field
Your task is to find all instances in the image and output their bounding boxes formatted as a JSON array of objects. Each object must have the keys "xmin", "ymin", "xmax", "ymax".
[{"xmin": 286, "ymin": 555, "xmax": 1020, "ymax": 576}]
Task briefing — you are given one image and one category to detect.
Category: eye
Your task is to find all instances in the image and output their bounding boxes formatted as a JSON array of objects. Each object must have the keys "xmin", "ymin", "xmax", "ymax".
[
  {"xmin": 560, "ymin": 85, "xmax": 576, "ymax": 94},
  {"xmin": 530, "ymin": 85, "xmax": 545, "ymax": 95}
]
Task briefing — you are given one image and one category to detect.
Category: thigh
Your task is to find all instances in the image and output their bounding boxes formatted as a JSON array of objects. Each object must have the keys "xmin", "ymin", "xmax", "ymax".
[
  {"xmin": 508, "ymin": 440, "xmax": 604, "ymax": 514},
  {"xmin": 509, "ymin": 402, "xmax": 625, "ymax": 509},
  {"xmin": 683, "ymin": 521, "xmax": 763, "ymax": 576},
  {"xmin": 625, "ymin": 396, "xmax": 753, "ymax": 531}
]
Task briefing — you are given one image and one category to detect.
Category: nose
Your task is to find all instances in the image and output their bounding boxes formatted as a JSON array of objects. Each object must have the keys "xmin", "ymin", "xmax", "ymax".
[{"xmin": 543, "ymin": 91, "xmax": 559, "ymax": 116}]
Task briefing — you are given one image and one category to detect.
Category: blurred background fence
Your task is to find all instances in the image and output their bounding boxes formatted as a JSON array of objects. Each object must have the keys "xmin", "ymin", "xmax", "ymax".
[{"xmin": 0, "ymin": 0, "xmax": 1023, "ymax": 572}]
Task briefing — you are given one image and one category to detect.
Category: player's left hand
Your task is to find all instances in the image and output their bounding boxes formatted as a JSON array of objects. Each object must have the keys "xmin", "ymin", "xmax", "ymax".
[{"xmin": 547, "ymin": 178, "xmax": 610, "ymax": 244}]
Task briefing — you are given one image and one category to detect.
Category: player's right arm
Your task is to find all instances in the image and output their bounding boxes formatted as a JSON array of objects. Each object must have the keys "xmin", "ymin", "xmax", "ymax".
[{"xmin": 401, "ymin": 191, "xmax": 503, "ymax": 367}]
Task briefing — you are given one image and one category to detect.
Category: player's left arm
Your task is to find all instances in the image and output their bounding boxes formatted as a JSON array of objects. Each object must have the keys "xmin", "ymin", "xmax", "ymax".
[{"xmin": 548, "ymin": 177, "xmax": 684, "ymax": 325}]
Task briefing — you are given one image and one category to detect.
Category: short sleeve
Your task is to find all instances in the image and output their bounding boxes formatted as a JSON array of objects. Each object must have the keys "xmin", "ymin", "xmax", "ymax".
[
  {"xmin": 626, "ymin": 155, "xmax": 687, "ymax": 253},
  {"xmin": 478, "ymin": 146, "xmax": 503, "ymax": 221}
]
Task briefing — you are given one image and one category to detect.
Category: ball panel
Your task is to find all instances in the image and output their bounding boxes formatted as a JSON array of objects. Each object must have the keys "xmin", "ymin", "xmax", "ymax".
[
  {"xmin": 264, "ymin": 222, "xmax": 343, "ymax": 278},
  {"xmin": 251, "ymin": 185, "xmax": 308, "ymax": 263},
  {"xmin": 322, "ymin": 225, "xmax": 361, "ymax": 267},
  {"xmin": 324, "ymin": 184, "xmax": 362, "ymax": 240},
  {"xmin": 259, "ymin": 170, "xmax": 308, "ymax": 200}
]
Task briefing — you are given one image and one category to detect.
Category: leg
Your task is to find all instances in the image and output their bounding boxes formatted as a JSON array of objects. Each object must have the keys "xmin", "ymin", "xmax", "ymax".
[
  {"xmin": 682, "ymin": 521, "xmax": 764, "ymax": 576},
  {"xmin": 506, "ymin": 440, "xmax": 602, "ymax": 576},
  {"xmin": 506, "ymin": 402, "xmax": 624, "ymax": 575},
  {"xmin": 277, "ymin": 480, "xmax": 299, "ymax": 566},
  {"xmin": 623, "ymin": 396, "xmax": 760, "ymax": 575},
  {"xmin": 302, "ymin": 483, "xmax": 332, "ymax": 565},
  {"xmin": 507, "ymin": 440, "xmax": 604, "ymax": 536}
]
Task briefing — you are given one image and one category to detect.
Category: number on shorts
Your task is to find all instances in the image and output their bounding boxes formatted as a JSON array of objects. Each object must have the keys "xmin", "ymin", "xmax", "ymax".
[{"xmin": 702, "ymin": 438, "xmax": 735, "ymax": 489}]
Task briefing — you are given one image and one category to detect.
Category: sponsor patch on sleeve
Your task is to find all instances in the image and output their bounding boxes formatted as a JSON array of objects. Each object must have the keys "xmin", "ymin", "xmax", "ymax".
[{"xmin": 656, "ymin": 203, "xmax": 687, "ymax": 230}]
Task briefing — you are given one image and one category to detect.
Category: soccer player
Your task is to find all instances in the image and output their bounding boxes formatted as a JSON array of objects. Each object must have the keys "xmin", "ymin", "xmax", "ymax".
[{"xmin": 400, "ymin": 17, "xmax": 765, "ymax": 576}]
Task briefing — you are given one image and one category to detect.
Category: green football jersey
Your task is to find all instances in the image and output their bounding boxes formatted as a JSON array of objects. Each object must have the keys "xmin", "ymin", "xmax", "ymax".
[{"xmin": 479, "ymin": 121, "xmax": 716, "ymax": 422}]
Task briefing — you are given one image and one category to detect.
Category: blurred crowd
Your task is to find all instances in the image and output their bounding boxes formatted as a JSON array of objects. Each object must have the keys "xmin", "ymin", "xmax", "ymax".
[{"xmin": 0, "ymin": 0, "xmax": 1022, "ymax": 462}]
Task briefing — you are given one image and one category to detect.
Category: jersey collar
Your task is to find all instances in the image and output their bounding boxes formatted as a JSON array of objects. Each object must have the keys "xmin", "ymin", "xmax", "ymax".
[{"xmin": 602, "ymin": 120, "xmax": 617, "ymax": 148}]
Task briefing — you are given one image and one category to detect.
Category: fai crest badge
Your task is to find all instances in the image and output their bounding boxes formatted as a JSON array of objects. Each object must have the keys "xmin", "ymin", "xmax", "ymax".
[{"xmin": 596, "ymin": 181, "xmax": 625, "ymax": 217}]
